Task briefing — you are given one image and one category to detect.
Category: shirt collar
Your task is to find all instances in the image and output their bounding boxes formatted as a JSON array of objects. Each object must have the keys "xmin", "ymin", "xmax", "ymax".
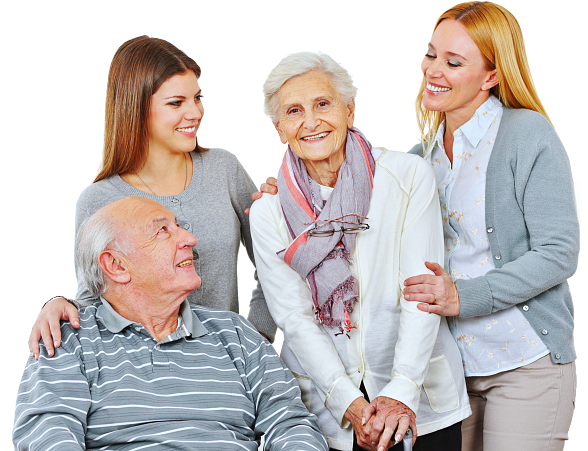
[
  {"xmin": 97, "ymin": 297, "xmax": 208, "ymax": 338},
  {"xmin": 428, "ymin": 96, "xmax": 502, "ymax": 156}
]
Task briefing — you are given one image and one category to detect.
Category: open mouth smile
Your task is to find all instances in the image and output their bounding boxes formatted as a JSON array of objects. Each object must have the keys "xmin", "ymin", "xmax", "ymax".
[
  {"xmin": 426, "ymin": 82, "xmax": 451, "ymax": 92},
  {"xmin": 176, "ymin": 126, "xmax": 196, "ymax": 133},
  {"xmin": 301, "ymin": 131, "xmax": 330, "ymax": 141},
  {"xmin": 177, "ymin": 259, "xmax": 193, "ymax": 267}
]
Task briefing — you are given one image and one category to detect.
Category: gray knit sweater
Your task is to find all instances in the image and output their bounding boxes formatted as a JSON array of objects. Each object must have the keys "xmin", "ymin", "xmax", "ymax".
[
  {"xmin": 410, "ymin": 107, "xmax": 579, "ymax": 364},
  {"xmin": 74, "ymin": 148, "xmax": 277, "ymax": 341}
]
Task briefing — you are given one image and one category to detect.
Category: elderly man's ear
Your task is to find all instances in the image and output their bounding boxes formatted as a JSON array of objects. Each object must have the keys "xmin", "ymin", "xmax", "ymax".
[{"xmin": 98, "ymin": 251, "xmax": 132, "ymax": 284}]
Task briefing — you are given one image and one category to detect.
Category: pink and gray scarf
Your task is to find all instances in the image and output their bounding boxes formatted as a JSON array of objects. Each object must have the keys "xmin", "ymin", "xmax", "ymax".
[{"xmin": 277, "ymin": 127, "xmax": 375, "ymax": 335}]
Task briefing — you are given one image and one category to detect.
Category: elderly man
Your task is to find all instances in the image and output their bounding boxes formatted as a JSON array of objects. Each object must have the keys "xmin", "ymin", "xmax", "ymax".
[{"xmin": 13, "ymin": 197, "xmax": 327, "ymax": 451}]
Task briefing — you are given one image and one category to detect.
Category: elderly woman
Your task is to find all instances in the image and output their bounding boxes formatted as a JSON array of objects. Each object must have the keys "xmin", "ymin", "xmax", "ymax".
[
  {"xmin": 402, "ymin": 2, "xmax": 578, "ymax": 450},
  {"xmin": 250, "ymin": 53, "xmax": 470, "ymax": 451}
]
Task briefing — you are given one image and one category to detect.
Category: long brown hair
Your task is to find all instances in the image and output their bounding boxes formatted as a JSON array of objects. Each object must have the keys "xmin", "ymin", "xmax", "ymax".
[
  {"xmin": 416, "ymin": 2, "xmax": 550, "ymax": 146},
  {"xmin": 95, "ymin": 36, "xmax": 205, "ymax": 183}
]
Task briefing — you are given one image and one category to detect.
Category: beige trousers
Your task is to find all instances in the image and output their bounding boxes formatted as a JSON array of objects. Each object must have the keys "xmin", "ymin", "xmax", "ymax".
[{"xmin": 462, "ymin": 355, "xmax": 576, "ymax": 451}]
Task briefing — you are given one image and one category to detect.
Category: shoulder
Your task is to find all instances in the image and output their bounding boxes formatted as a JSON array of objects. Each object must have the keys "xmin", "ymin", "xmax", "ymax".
[
  {"xmin": 408, "ymin": 142, "xmax": 425, "ymax": 156},
  {"xmin": 499, "ymin": 108, "xmax": 555, "ymax": 142},
  {"xmin": 376, "ymin": 148, "xmax": 435, "ymax": 189},
  {"xmin": 197, "ymin": 148, "xmax": 241, "ymax": 168},
  {"xmin": 196, "ymin": 148, "xmax": 254, "ymax": 188},
  {"xmin": 75, "ymin": 177, "xmax": 126, "ymax": 218},
  {"xmin": 249, "ymin": 191, "xmax": 281, "ymax": 224},
  {"xmin": 191, "ymin": 305, "xmax": 261, "ymax": 345}
]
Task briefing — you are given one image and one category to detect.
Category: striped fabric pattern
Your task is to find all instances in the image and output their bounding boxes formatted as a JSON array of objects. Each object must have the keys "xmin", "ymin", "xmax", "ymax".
[{"xmin": 13, "ymin": 299, "xmax": 327, "ymax": 450}]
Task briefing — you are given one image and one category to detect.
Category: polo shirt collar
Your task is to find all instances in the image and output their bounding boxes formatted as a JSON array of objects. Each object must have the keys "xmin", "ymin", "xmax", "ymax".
[{"xmin": 97, "ymin": 297, "xmax": 208, "ymax": 338}]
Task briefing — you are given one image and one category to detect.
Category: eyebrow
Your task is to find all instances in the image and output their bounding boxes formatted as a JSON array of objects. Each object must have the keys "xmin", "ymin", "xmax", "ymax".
[
  {"xmin": 427, "ymin": 43, "xmax": 468, "ymax": 61},
  {"xmin": 164, "ymin": 89, "xmax": 202, "ymax": 100},
  {"xmin": 148, "ymin": 216, "xmax": 170, "ymax": 230},
  {"xmin": 282, "ymin": 95, "xmax": 334, "ymax": 110}
]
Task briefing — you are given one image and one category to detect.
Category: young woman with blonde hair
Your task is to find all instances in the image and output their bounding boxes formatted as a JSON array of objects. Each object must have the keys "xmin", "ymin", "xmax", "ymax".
[
  {"xmin": 29, "ymin": 36, "xmax": 276, "ymax": 357},
  {"xmin": 403, "ymin": 2, "xmax": 577, "ymax": 450}
]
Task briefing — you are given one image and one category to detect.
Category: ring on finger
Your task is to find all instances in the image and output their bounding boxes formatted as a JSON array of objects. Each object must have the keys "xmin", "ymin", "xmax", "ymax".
[{"xmin": 432, "ymin": 293, "xmax": 437, "ymax": 303}]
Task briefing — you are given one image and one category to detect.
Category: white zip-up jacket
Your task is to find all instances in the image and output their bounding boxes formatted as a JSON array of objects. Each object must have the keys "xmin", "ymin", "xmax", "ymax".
[{"xmin": 250, "ymin": 148, "xmax": 470, "ymax": 450}]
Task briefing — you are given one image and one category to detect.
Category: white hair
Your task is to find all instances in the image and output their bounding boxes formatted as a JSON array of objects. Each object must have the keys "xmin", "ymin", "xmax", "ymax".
[
  {"xmin": 75, "ymin": 210, "xmax": 128, "ymax": 297},
  {"xmin": 263, "ymin": 52, "xmax": 357, "ymax": 123}
]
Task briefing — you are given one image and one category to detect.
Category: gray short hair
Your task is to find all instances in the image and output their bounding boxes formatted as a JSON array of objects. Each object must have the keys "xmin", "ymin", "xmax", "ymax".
[
  {"xmin": 263, "ymin": 52, "xmax": 357, "ymax": 123},
  {"xmin": 75, "ymin": 210, "xmax": 128, "ymax": 297}
]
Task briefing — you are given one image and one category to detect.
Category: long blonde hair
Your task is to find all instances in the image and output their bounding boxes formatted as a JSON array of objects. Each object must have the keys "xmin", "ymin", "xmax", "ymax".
[
  {"xmin": 95, "ymin": 36, "xmax": 205, "ymax": 183},
  {"xmin": 416, "ymin": 1, "xmax": 550, "ymax": 145}
]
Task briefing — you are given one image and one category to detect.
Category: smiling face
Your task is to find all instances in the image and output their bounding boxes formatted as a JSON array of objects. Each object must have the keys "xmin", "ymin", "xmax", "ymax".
[
  {"xmin": 274, "ymin": 70, "xmax": 354, "ymax": 171},
  {"xmin": 147, "ymin": 70, "xmax": 204, "ymax": 156},
  {"xmin": 421, "ymin": 19, "xmax": 498, "ymax": 127},
  {"xmin": 112, "ymin": 198, "xmax": 200, "ymax": 300}
]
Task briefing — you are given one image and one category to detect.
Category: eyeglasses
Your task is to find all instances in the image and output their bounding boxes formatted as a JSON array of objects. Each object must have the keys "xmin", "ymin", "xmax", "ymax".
[{"xmin": 307, "ymin": 222, "xmax": 370, "ymax": 237}]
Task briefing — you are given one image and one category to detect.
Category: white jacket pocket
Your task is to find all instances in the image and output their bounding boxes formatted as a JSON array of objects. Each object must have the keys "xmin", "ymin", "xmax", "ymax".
[{"xmin": 423, "ymin": 354, "xmax": 459, "ymax": 413}]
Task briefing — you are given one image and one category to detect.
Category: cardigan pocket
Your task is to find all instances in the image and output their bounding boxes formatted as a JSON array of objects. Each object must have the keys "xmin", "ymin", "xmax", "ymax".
[
  {"xmin": 291, "ymin": 371, "xmax": 312, "ymax": 412},
  {"xmin": 423, "ymin": 354, "xmax": 459, "ymax": 413}
]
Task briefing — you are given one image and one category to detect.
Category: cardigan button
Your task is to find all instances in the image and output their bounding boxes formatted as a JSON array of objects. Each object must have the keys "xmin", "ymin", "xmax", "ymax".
[
  {"xmin": 523, "ymin": 305, "xmax": 529, "ymax": 311},
  {"xmin": 541, "ymin": 329, "xmax": 548, "ymax": 335},
  {"xmin": 555, "ymin": 353, "xmax": 561, "ymax": 359},
  {"xmin": 494, "ymin": 254, "xmax": 501, "ymax": 260},
  {"xmin": 171, "ymin": 197, "xmax": 179, "ymax": 203},
  {"xmin": 487, "ymin": 227, "xmax": 493, "ymax": 233}
]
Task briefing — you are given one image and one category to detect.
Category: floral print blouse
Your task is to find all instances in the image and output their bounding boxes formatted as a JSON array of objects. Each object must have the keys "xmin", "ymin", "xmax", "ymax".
[{"xmin": 423, "ymin": 96, "xmax": 549, "ymax": 376}]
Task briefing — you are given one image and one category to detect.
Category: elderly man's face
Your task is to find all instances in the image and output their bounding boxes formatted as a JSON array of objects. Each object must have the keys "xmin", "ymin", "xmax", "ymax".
[
  {"xmin": 274, "ymin": 70, "xmax": 354, "ymax": 167},
  {"xmin": 115, "ymin": 199, "xmax": 200, "ymax": 299}
]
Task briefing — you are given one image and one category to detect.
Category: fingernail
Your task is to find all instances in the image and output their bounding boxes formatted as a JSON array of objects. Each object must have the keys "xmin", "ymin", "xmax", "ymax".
[
  {"xmin": 48, "ymin": 350, "xmax": 53, "ymax": 357},
  {"xmin": 361, "ymin": 417, "xmax": 366, "ymax": 425},
  {"xmin": 29, "ymin": 352, "xmax": 33, "ymax": 357},
  {"xmin": 54, "ymin": 341, "xmax": 59, "ymax": 347},
  {"xmin": 395, "ymin": 433, "xmax": 402, "ymax": 442},
  {"xmin": 405, "ymin": 294, "xmax": 410, "ymax": 299},
  {"xmin": 378, "ymin": 447, "xmax": 384, "ymax": 451}
]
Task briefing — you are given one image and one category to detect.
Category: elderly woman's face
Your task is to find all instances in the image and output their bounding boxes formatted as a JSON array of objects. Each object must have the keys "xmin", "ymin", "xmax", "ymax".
[
  {"xmin": 421, "ymin": 19, "xmax": 497, "ymax": 120},
  {"xmin": 274, "ymin": 70, "xmax": 354, "ymax": 167}
]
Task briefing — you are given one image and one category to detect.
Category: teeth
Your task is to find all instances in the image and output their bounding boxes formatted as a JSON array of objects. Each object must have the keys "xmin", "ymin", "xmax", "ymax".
[
  {"xmin": 427, "ymin": 83, "xmax": 451, "ymax": 92},
  {"xmin": 177, "ymin": 126, "xmax": 196, "ymax": 133},
  {"xmin": 302, "ymin": 132, "xmax": 329, "ymax": 141},
  {"xmin": 177, "ymin": 260, "xmax": 192, "ymax": 267}
]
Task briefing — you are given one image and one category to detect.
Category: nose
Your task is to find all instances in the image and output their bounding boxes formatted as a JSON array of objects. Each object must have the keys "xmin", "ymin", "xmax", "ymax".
[
  {"xmin": 303, "ymin": 109, "xmax": 321, "ymax": 131},
  {"xmin": 424, "ymin": 58, "xmax": 442, "ymax": 79},
  {"xmin": 185, "ymin": 100, "xmax": 203, "ymax": 121},
  {"xmin": 179, "ymin": 227, "xmax": 198, "ymax": 249}
]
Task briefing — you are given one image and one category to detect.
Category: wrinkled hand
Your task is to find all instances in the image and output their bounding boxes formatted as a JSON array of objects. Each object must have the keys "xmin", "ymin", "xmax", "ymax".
[
  {"xmin": 246, "ymin": 177, "xmax": 279, "ymax": 215},
  {"xmin": 344, "ymin": 397, "xmax": 379, "ymax": 451},
  {"xmin": 28, "ymin": 297, "xmax": 79, "ymax": 360},
  {"xmin": 362, "ymin": 397, "xmax": 416, "ymax": 450},
  {"xmin": 403, "ymin": 261, "xmax": 460, "ymax": 316}
]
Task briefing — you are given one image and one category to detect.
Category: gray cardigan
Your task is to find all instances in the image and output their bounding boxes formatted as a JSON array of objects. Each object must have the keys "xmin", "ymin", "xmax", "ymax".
[{"xmin": 409, "ymin": 107, "xmax": 579, "ymax": 364}]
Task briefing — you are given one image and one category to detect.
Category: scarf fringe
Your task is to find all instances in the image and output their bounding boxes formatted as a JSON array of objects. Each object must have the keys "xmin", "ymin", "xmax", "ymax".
[{"xmin": 315, "ymin": 276, "xmax": 357, "ymax": 334}]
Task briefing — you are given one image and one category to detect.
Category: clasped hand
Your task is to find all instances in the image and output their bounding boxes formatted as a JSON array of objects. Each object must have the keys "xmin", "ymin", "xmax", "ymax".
[{"xmin": 345, "ymin": 396, "xmax": 416, "ymax": 451}]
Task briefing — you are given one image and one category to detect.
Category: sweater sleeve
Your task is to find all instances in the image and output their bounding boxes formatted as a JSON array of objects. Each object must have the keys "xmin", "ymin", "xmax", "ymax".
[
  {"xmin": 456, "ymin": 126, "xmax": 579, "ymax": 317},
  {"xmin": 229, "ymin": 157, "xmax": 278, "ymax": 342},
  {"xmin": 376, "ymin": 156, "xmax": 442, "ymax": 414}
]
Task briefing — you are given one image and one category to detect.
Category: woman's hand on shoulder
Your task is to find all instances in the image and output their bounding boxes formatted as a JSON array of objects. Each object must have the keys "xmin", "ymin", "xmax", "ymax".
[
  {"xmin": 246, "ymin": 177, "xmax": 278, "ymax": 214},
  {"xmin": 28, "ymin": 297, "xmax": 80, "ymax": 360}
]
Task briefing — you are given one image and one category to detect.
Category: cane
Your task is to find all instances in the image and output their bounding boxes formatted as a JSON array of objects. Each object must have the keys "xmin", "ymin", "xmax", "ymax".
[{"xmin": 402, "ymin": 428, "xmax": 412, "ymax": 451}]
